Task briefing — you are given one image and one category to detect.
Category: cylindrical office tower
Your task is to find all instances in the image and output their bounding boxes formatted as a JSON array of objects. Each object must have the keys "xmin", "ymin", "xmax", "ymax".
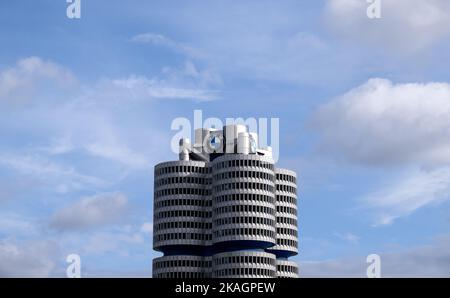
[
  {"xmin": 212, "ymin": 251, "xmax": 276, "ymax": 278},
  {"xmin": 152, "ymin": 160, "xmax": 212, "ymax": 278},
  {"xmin": 275, "ymin": 259, "xmax": 299, "ymax": 278},
  {"xmin": 211, "ymin": 154, "xmax": 277, "ymax": 277},
  {"xmin": 153, "ymin": 255, "xmax": 212, "ymax": 278},
  {"xmin": 152, "ymin": 125, "xmax": 299, "ymax": 278},
  {"xmin": 266, "ymin": 168, "xmax": 298, "ymax": 277}
]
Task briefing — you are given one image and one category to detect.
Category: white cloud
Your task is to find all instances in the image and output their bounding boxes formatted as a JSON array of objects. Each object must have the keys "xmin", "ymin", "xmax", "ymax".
[
  {"xmin": 162, "ymin": 61, "xmax": 223, "ymax": 90},
  {"xmin": 0, "ymin": 214, "xmax": 36, "ymax": 236},
  {"xmin": 131, "ymin": 33, "xmax": 204, "ymax": 59},
  {"xmin": 0, "ymin": 56, "xmax": 210, "ymax": 188},
  {"xmin": 0, "ymin": 153, "xmax": 107, "ymax": 193},
  {"xmin": 0, "ymin": 56, "xmax": 76, "ymax": 103},
  {"xmin": 109, "ymin": 74, "xmax": 219, "ymax": 102},
  {"xmin": 300, "ymin": 234, "xmax": 450, "ymax": 277},
  {"xmin": 50, "ymin": 193, "xmax": 128, "ymax": 231},
  {"xmin": 131, "ymin": 15, "xmax": 344, "ymax": 85},
  {"xmin": 39, "ymin": 135, "xmax": 75, "ymax": 155},
  {"xmin": 140, "ymin": 222, "xmax": 153, "ymax": 235},
  {"xmin": 311, "ymin": 78, "xmax": 450, "ymax": 167},
  {"xmin": 85, "ymin": 141, "xmax": 150, "ymax": 170},
  {"xmin": 1, "ymin": 56, "xmax": 219, "ymax": 107},
  {"xmin": 334, "ymin": 232, "xmax": 360, "ymax": 244},
  {"xmin": 83, "ymin": 230, "xmax": 144, "ymax": 256},
  {"xmin": 203, "ymin": 30, "xmax": 334, "ymax": 84},
  {"xmin": 311, "ymin": 78, "xmax": 450, "ymax": 225},
  {"xmin": 324, "ymin": 0, "xmax": 450, "ymax": 53},
  {"xmin": 0, "ymin": 240, "xmax": 58, "ymax": 277},
  {"xmin": 363, "ymin": 167, "xmax": 450, "ymax": 226},
  {"xmin": 131, "ymin": 33, "xmax": 175, "ymax": 47}
]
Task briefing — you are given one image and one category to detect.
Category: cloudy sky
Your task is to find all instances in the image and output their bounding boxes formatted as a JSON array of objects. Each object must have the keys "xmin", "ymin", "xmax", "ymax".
[{"xmin": 1, "ymin": 0, "xmax": 450, "ymax": 277}]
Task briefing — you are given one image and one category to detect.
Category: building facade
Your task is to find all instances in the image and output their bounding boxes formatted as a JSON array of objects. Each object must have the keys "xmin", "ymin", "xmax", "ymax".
[{"xmin": 152, "ymin": 125, "xmax": 298, "ymax": 278}]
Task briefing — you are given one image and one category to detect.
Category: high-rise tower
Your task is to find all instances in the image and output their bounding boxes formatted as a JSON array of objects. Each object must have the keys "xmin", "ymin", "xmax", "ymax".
[{"xmin": 152, "ymin": 124, "xmax": 298, "ymax": 278}]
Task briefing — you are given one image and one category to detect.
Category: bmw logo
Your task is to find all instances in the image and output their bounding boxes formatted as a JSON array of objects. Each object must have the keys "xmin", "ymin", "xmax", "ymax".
[{"xmin": 205, "ymin": 133, "xmax": 223, "ymax": 153}]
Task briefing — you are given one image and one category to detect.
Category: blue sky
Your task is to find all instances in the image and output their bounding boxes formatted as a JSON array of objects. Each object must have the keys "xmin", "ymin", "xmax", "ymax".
[{"xmin": 1, "ymin": 0, "xmax": 450, "ymax": 277}]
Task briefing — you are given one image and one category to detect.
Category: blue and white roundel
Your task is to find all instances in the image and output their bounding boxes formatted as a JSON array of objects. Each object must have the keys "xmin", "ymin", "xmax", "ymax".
[{"xmin": 206, "ymin": 133, "xmax": 223, "ymax": 153}]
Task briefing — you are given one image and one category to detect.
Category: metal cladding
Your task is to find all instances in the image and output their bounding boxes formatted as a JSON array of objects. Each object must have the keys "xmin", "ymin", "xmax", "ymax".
[{"xmin": 152, "ymin": 125, "xmax": 298, "ymax": 278}]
